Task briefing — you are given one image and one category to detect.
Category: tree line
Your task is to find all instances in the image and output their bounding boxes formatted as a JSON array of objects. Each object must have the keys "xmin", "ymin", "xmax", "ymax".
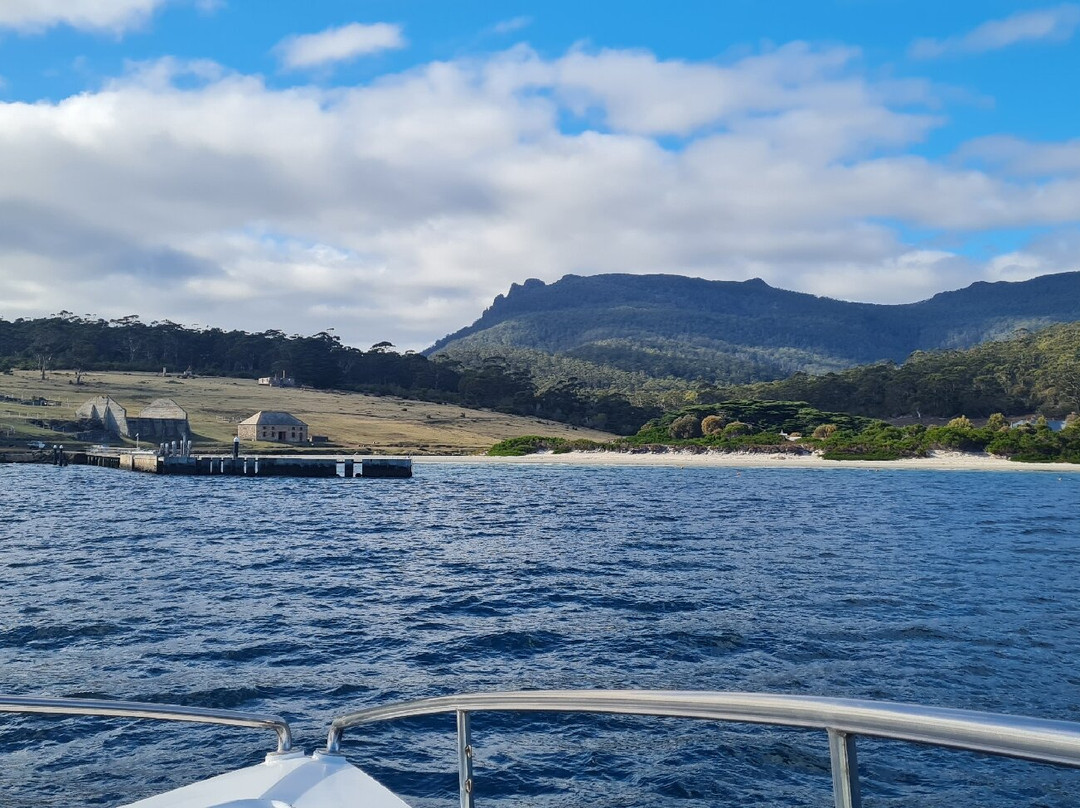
[
  {"xmin": 0, "ymin": 313, "xmax": 657, "ymax": 435},
  {"xmin": 696, "ymin": 322, "xmax": 1080, "ymax": 419}
]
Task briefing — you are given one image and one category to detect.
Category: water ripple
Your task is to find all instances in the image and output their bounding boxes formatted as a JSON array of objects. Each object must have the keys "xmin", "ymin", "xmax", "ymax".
[{"xmin": 1, "ymin": 463, "xmax": 1079, "ymax": 806}]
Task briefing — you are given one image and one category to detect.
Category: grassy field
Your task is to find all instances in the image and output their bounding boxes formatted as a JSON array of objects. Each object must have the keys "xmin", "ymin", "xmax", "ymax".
[{"xmin": 0, "ymin": 369, "xmax": 618, "ymax": 454}]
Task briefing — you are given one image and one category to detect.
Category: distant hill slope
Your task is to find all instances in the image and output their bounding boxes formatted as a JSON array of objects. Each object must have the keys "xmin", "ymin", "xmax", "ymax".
[
  {"xmin": 427, "ymin": 272, "xmax": 1080, "ymax": 386},
  {"xmin": 727, "ymin": 321, "xmax": 1080, "ymax": 419}
]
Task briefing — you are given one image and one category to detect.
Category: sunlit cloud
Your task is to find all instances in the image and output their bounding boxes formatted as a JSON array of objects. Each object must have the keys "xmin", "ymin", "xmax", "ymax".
[
  {"xmin": 0, "ymin": 44, "xmax": 1078, "ymax": 348},
  {"xmin": 958, "ymin": 135, "xmax": 1080, "ymax": 178},
  {"xmin": 910, "ymin": 4, "xmax": 1080, "ymax": 58},
  {"xmin": 275, "ymin": 22, "xmax": 406, "ymax": 70},
  {"xmin": 0, "ymin": 0, "xmax": 169, "ymax": 34},
  {"xmin": 492, "ymin": 16, "xmax": 532, "ymax": 35}
]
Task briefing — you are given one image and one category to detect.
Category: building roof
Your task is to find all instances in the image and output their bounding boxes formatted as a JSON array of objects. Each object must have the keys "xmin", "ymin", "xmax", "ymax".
[
  {"xmin": 76, "ymin": 395, "xmax": 120, "ymax": 417},
  {"xmin": 239, "ymin": 411, "xmax": 307, "ymax": 427},
  {"xmin": 138, "ymin": 398, "xmax": 187, "ymax": 419}
]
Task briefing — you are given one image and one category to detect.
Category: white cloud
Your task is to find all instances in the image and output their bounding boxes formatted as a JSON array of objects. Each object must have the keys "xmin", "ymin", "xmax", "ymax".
[
  {"xmin": 794, "ymin": 250, "xmax": 976, "ymax": 304},
  {"xmin": 0, "ymin": 0, "xmax": 168, "ymax": 33},
  {"xmin": 910, "ymin": 4, "xmax": 1080, "ymax": 58},
  {"xmin": 958, "ymin": 135, "xmax": 1080, "ymax": 178},
  {"xmin": 498, "ymin": 42, "xmax": 873, "ymax": 137},
  {"xmin": 0, "ymin": 45, "xmax": 1079, "ymax": 349},
  {"xmin": 275, "ymin": 22, "xmax": 406, "ymax": 70},
  {"xmin": 985, "ymin": 228, "xmax": 1080, "ymax": 282},
  {"xmin": 492, "ymin": 16, "xmax": 532, "ymax": 35}
]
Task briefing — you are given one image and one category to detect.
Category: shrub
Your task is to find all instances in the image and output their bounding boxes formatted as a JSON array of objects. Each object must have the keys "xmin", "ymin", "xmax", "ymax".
[
  {"xmin": 701, "ymin": 414, "xmax": 727, "ymax": 435},
  {"xmin": 925, "ymin": 425, "xmax": 989, "ymax": 452},
  {"xmin": 723, "ymin": 421, "xmax": 752, "ymax": 436},
  {"xmin": 987, "ymin": 428, "xmax": 1064, "ymax": 462},
  {"xmin": 985, "ymin": 412, "xmax": 1008, "ymax": 431},
  {"xmin": 668, "ymin": 414, "xmax": 702, "ymax": 439},
  {"xmin": 812, "ymin": 423, "xmax": 838, "ymax": 439},
  {"xmin": 488, "ymin": 436, "xmax": 565, "ymax": 456},
  {"xmin": 554, "ymin": 438, "xmax": 605, "ymax": 453},
  {"xmin": 947, "ymin": 415, "xmax": 974, "ymax": 430},
  {"xmin": 821, "ymin": 448, "xmax": 912, "ymax": 461}
]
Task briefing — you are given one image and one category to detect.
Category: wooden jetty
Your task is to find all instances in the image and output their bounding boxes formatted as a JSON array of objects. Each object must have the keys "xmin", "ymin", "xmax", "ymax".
[{"xmin": 73, "ymin": 451, "xmax": 412, "ymax": 478}]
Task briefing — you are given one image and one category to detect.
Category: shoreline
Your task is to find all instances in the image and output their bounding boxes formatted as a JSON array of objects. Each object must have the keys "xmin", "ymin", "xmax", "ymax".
[
  {"xmin": 412, "ymin": 449, "xmax": 1080, "ymax": 472},
  {"xmin": 4, "ymin": 449, "xmax": 1076, "ymax": 473}
]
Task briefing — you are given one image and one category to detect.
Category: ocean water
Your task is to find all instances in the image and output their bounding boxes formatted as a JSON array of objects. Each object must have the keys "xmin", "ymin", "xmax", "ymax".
[{"xmin": 1, "ymin": 461, "xmax": 1079, "ymax": 807}]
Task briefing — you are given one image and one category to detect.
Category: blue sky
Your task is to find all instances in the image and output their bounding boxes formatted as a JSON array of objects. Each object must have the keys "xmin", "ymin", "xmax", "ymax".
[{"xmin": 0, "ymin": 1, "xmax": 1078, "ymax": 348}]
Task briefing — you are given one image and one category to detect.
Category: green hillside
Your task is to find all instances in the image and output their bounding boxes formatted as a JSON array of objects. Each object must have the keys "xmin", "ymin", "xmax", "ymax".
[
  {"xmin": 715, "ymin": 321, "xmax": 1080, "ymax": 419},
  {"xmin": 428, "ymin": 272, "xmax": 1080, "ymax": 390},
  {"xmin": 0, "ymin": 315, "xmax": 657, "ymax": 435}
]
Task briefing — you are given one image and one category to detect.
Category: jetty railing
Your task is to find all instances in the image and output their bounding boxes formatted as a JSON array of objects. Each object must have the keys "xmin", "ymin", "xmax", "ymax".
[
  {"xmin": 0, "ymin": 695, "xmax": 292, "ymax": 754},
  {"xmin": 325, "ymin": 690, "xmax": 1080, "ymax": 808}
]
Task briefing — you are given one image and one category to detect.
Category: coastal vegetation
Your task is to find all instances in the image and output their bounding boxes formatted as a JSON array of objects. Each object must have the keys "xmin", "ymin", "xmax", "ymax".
[{"xmin": 489, "ymin": 401, "xmax": 1080, "ymax": 463}]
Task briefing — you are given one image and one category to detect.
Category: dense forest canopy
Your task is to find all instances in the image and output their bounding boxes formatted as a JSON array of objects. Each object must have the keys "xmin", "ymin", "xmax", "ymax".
[
  {"xmin": 0, "ymin": 313, "xmax": 656, "ymax": 435},
  {"xmin": 708, "ymin": 322, "xmax": 1080, "ymax": 419},
  {"xmin": 439, "ymin": 320, "xmax": 1080, "ymax": 422}
]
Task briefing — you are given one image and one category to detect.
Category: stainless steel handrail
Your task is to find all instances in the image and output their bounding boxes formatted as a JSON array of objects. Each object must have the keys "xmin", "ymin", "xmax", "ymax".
[
  {"xmin": 327, "ymin": 690, "xmax": 1080, "ymax": 808},
  {"xmin": 0, "ymin": 695, "xmax": 292, "ymax": 754}
]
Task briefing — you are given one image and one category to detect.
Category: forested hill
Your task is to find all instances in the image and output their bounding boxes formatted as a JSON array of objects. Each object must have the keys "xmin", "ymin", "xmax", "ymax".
[
  {"xmin": 0, "ymin": 316, "xmax": 657, "ymax": 435},
  {"xmin": 717, "ymin": 321, "xmax": 1080, "ymax": 419},
  {"xmin": 427, "ymin": 271, "xmax": 1080, "ymax": 386}
]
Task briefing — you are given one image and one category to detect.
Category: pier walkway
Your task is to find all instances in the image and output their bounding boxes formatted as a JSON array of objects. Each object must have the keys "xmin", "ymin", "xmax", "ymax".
[{"xmin": 74, "ymin": 451, "xmax": 411, "ymax": 478}]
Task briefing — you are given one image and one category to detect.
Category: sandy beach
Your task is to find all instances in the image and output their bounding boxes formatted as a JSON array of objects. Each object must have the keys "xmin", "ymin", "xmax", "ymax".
[{"xmin": 414, "ymin": 449, "xmax": 1080, "ymax": 472}]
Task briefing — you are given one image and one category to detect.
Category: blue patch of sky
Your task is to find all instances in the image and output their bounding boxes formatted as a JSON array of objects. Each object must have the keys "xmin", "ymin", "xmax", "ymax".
[
  {"xmin": 553, "ymin": 103, "xmax": 598, "ymax": 138},
  {"xmin": 869, "ymin": 218, "xmax": 943, "ymax": 248},
  {"xmin": 874, "ymin": 217, "xmax": 1050, "ymax": 259},
  {"xmin": 1, "ymin": 0, "xmax": 1076, "ymax": 156},
  {"xmin": 949, "ymin": 226, "xmax": 1054, "ymax": 259}
]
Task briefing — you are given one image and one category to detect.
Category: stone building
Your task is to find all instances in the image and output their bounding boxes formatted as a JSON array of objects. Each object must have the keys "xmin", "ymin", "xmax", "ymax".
[
  {"xmin": 238, "ymin": 411, "xmax": 309, "ymax": 443},
  {"xmin": 135, "ymin": 399, "xmax": 190, "ymax": 440},
  {"xmin": 77, "ymin": 396, "xmax": 190, "ymax": 441},
  {"xmin": 76, "ymin": 396, "xmax": 130, "ymax": 437}
]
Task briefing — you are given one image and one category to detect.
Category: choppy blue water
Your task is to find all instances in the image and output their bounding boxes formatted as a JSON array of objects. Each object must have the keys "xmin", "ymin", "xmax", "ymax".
[{"xmin": 1, "ymin": 462, "xmax": 1079, "ymax": 806}]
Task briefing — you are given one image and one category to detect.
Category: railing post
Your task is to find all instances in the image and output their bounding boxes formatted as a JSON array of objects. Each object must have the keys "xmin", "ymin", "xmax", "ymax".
[
  {"xmin": 457, "ymin": 709, "xmax": 475, "ymax": 808},
  {"xmin": 828, "ymin": 729, "xmax": 862, "ymax": 808}
]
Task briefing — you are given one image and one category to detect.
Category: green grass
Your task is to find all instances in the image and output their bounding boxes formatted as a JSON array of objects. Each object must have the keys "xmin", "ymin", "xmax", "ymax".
[{"xmin": 0, "ymin": 369, "xmax": 618, "ymax": 455}]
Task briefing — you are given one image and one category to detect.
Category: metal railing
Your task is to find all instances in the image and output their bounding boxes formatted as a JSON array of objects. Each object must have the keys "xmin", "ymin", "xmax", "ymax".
[
  {"xmin": 0, "ymin": 695, "xmax": 292, "ymax": 754},
  {"xmin": 326, "ymin": 690, "xmax": 1080, "ymax": 808}
]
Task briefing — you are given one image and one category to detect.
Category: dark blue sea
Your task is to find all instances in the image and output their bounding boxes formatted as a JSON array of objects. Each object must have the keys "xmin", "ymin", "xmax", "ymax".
[{"xmin": 1, "ymin": 461, "xmax": 1079, "ymax": 807}]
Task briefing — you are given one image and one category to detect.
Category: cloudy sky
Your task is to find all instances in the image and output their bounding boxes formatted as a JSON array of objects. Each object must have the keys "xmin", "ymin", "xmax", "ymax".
[{"xmin": 1, "ymin": 1, "xmax": 1078, "ymax": 350}]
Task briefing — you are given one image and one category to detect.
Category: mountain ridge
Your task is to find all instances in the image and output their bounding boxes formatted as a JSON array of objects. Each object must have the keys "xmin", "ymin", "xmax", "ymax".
[{"xmin": 426, "ymin": 271, "xmax": 1080, "ymax": 385}]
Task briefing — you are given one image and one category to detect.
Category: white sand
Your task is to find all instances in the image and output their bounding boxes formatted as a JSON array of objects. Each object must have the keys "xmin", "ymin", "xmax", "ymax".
[{"xmin": 413, "ymin": 449, "xmax": 1080, "ymax": 472}]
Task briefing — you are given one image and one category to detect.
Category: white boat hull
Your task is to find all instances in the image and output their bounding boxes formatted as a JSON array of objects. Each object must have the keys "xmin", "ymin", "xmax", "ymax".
[{"xmin": 119, "ymin": 750, "xmax": 411, "ymax": 808}]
